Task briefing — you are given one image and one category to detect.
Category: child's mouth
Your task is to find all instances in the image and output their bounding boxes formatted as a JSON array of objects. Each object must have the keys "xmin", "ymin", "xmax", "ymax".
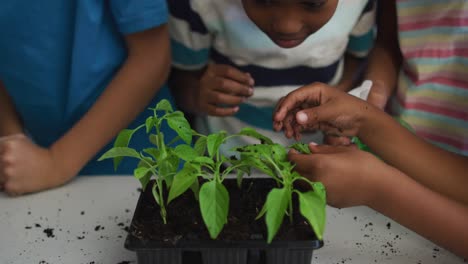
[{"xmin": 273, "ymin": 38, "xmax": 304, "ymax": 48}]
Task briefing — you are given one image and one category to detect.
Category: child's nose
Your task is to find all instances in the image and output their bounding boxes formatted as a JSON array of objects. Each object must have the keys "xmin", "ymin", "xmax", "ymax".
[{"xmin": 271, "ymin": 12, "xmax": 303, "ymax": 35}]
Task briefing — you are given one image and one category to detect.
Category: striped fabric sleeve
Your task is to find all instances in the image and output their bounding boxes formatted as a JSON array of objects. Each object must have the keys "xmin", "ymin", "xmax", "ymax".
[
  {"xmin": 347, "ymin": 0, "xmax": 376, "ymax": 58},
  {"xmin": 168, "ymin": 0, "xmax": 213, "ymax": 70}
]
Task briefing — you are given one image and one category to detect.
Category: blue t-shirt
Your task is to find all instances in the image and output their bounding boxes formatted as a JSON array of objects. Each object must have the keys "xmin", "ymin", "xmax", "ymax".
[{"xmin": 0, "ymin": 1, "xmax": 177, "ymax": 175}]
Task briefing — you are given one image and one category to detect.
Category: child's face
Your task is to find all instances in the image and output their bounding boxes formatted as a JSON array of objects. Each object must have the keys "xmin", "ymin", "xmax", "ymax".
[{"xmin": 242, "ymin": 0, "xmax": 338, "ymax": 48}]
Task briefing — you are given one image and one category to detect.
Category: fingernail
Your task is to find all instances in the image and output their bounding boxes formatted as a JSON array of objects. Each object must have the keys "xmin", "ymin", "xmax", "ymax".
[
  {"xmin": 248, "ymin": 88, "xmax": 254, "ymax": 95},
  {"xmin": 297, "ymin": 112, "xmax": 308, "ymax": 123},
  {"xmin": 246, "ymin": 74, "xmax": 255, "ymax": 86},
  {"xmin": 309, "ymin": 141, "xmax": 318, "ymax": 146}
]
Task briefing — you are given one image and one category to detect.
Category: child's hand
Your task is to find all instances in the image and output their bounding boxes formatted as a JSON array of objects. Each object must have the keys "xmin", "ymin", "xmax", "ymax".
[
  {"xmin": 197, "ymin": 63, "xmax": 254, "ymax": 116},
  {"xmin": 273, "ymin": 82, "xmax": 372, "ymax": 140},
  {"xmin": 289, "ymin": 143, "xmax": 391, "ymax": 208},
  {"xmin": 0, "ymin": 135, "xmax": 72, "ymax": 196},
  {"xmin": 324, "ymin": 135, "xmax": 352, "ymax": 146}
]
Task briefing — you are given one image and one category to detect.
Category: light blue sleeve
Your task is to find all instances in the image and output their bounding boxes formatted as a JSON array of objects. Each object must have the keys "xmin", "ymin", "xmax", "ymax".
[{"xmin": 110, "ymin": 0, "xmax": 169, "ymax": 34}]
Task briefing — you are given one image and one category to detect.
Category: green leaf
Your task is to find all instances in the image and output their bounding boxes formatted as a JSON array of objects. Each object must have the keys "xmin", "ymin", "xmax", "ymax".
[
  {"xmin": 166, "ymin": 111, "xmax": 192, "ymax": 144},
  {"xmin": 265, "ymin": 188, "xmax": 290, "ymax": 243},
  {"xmin": 174, "ymin": 144, "xmax": 199, "ymax": 161},
  {"xmin": 193, "ymin": 156, "xmax": 215, "ymax": 166},
  {"xmin": 237, "ymin": 144, "xmax": 273, "ymax": 159},
  {"xmin": 298, "ymin": 190, "xmax": 327, "ymax": 240},
  {"xmin": 239, "ymin": 155, "xmax": 275, "ymax": 177},
  {"xmin": 142, "ymin": 148, "xmax": 160, "ymax": 161},
  {"xmin": 133, "ymin": 165, "xmax": 152, "ymax": 190},
  {"xmin": 155, "ymin": 99, "xmax": 173, "ymax": 112},
  {"xmin": 98, "ymin": 147, "xmax": 141, "ymax": 162},
  {"xmin": 111, "ymin": 129, "xmax": 136, "ymax": 170},
  {"xmin": 206, "ymin": 131, "xmax": 227, "ymax": 158},
  {"xmin": 351, "ymin": 137, "xmax": 372, "ymax": 152},
  {"xmin": 238, "ymin": 127, "xmax": 274, "ymax": 145},
  {"xmin": 255, "ymin": 201, "xmax": 268, "ymax": 220},
  {"xmin": 158, "ymin": 155, "xmax": 180, "ymax": 185},
  {"xmin": 194, "ymin": 136, "xmax": 207, "ymax": 156},
  {"xmin": 271, "ymin": 144, "xmax": 287, "ymax": 163},
  {"xmin": 149, "ymin": 134, "xmax": 160, "ymax": 147},
  {"xmin": 167, "ymin": 164, "xmax": 199, "ymax": 204},
  {"xmin": 199, "ymin": 181, "xmax": 229, "ymax": 239},
  {"xmin": 312, "ymin": 182, "xmax": 327, "ymax": 202},
  {"xmin": 190, "ymin": 178, "xmax": 200, "ymax": 201},
  {"xmin": 134, "ymin": 166, "xmax": 151, "ymax": 180},
  {"xmin": 289, "ymin": 142, "xmax": 311, "ymax": 154},
  {"xmin": 145, "ymin": 116, "xmax": 155, "ymax": 133}
]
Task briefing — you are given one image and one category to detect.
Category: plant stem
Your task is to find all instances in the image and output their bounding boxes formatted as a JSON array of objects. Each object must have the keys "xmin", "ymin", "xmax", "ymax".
[
  {"xmin": 288, "ymin": 187, "xmax": 293, "ymax": 223},
  {"xmin": 157, "ymin": 178, "xmax": 167, "ymax": 224},
  {"xmin": 141, "ymin": 158, "xmax": 168, "ymax": 224}
]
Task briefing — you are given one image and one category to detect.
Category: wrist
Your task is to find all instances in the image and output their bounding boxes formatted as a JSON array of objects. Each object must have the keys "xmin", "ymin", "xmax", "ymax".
[
  {"xmin": 365, "ymin": 164, "xmax": 401, "ymax": 209},
  {"xmin": 356, "ymin": 98, "xmax": 387, "ymax": 140},
  {"xmin": 49, "ymin": 141, "xmax": 83, "ymax": 180},
  {"xmin": 367, "ymin": 165, "xmax": 408, "ymax": 213}
]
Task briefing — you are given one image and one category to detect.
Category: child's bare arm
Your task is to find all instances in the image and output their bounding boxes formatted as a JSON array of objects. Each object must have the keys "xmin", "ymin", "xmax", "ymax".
[
  {"xmin": 0, "ymin": 25, "xmax": 172, "ymax": 195},
  {"xmin": 360, "ymin": 105, "xmax": 468, "ymax": 206},
  {"xmin": 52, "ymin": 25, "xmax": 171, "ymax": 179},
  {"xmin": 274, "ymin": 84, "xmax": 468, "ymax": 206},
  {"xmin": 169, "ymin": 67, "xmax": 205, "ymax": 114},
  {"xmin": 364, "ymin": 0, "xmax": 402, "ymax": 109},
  {"xmin": 289, "ymin": 145, "xmax": 468, "ymax": 258},
  {"xmin": 0, "ymin": 82, "xmax": 23, "ymax": 136},
  {"xmin": 370, "ymin": 167, "xmax": 468, "ymax": 259},
  {"xmin": 335, "ymin": 54, "xmax": 361, "ymax": 92}
]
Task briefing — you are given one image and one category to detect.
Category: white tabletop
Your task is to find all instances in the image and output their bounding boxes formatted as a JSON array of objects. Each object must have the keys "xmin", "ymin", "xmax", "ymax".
[{"xmin": 0, "ymin": 176, "xmax": 465, "ymax": 264}]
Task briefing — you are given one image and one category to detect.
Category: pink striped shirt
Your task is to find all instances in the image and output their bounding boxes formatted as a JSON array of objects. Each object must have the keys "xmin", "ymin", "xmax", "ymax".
[{"xmin": 390, "ymin": 0, "xmax": 468, "ymax": 155}]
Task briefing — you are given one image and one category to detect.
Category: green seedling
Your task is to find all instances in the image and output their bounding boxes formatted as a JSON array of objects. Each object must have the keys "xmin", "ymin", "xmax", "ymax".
[
  {"xmin": 98, "ymin": 99, "xmax": 192, "ymax": 224},
  {"xmin": 99, "ymin": 100, "xmax": 326, "ymax": 243}
]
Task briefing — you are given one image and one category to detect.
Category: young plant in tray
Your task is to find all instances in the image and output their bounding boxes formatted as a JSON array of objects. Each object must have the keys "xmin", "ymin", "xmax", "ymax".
[
  {"xmin": 233, "ymin": 128, "xmax": 327, "ymax": 243},
  {"xmin": 168, "ymin": 129, "xmax": 256, "ymax": 239},
  {"xmin": 98, "ymin": 99, "xmax": 192, "ymax": 224},
  {"xmin": 99, "ymin": 99, "xmax": 327, "ymax": 243}
]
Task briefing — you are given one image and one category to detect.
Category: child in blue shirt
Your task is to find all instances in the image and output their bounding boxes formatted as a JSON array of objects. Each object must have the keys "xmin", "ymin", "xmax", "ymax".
[
  {"xmin": 0, "ymin": 1, "xmax": 176, "ymax": 196},
  {"xmin": 168, "ymin": 0, "xmax": 376, "ymax": 156}
]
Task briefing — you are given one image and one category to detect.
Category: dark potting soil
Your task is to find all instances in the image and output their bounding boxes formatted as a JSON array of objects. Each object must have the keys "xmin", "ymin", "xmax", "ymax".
[{"xmin": 128, "ymin": 178, "xmax": 317, "ymax": 245}]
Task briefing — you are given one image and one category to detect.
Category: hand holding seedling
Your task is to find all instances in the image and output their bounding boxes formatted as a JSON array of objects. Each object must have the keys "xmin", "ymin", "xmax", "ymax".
[
  {"xmin": 198, "ymin": 63, "xmax": 254, "ymax": 116},
  {"xmin": 0, "ymin": 134, "xmax": 71, "ymax": 196},
  {"xmin": 273, "ymin": 82, "xmax": 374, "ymax": 140},
  {"xmin": 288, "ymin": 143, "xmax": 392, "ymax": 209}
]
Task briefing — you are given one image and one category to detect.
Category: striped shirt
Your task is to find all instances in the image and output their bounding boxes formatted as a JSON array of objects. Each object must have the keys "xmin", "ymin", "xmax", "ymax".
[
  {"xmin": 390, "ymin": 0, "xmax": 468, "ymax": 155},
  {"xmin": 169, "ymin": 0, "xmax": 375, "ymax": 155}
]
